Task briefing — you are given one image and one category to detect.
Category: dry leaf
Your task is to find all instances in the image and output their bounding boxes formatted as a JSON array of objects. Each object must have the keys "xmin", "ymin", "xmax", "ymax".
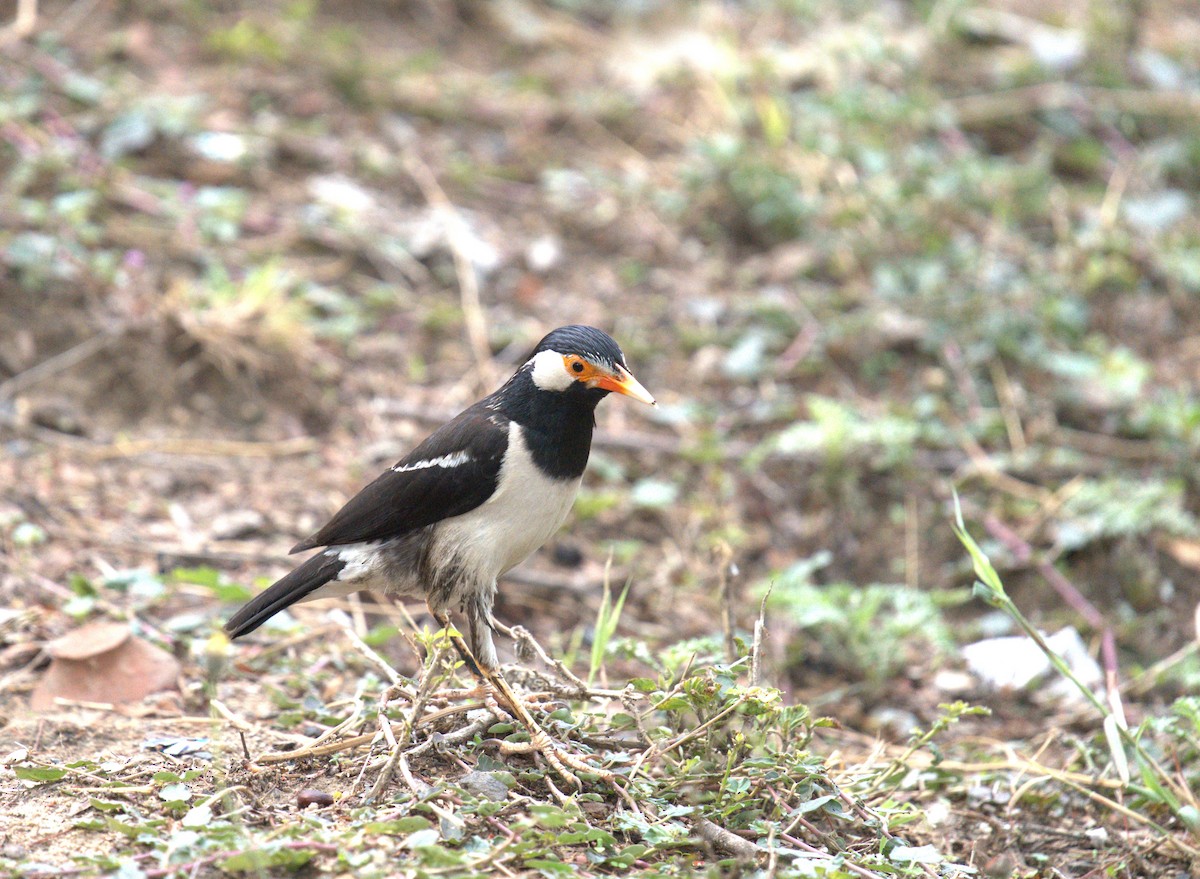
[{"xmin": 31, "ymin": 622, "xmax": 180, "ymax": 712}]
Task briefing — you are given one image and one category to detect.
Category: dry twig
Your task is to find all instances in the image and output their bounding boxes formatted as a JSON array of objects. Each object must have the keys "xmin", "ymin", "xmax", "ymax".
[
  {"xmin": 0, "ymin": 331, "xmax": 122, "ymax": 400},
  {"xmin": 692, "ymin": 818, "xmax": 761, "ymax": 860}
]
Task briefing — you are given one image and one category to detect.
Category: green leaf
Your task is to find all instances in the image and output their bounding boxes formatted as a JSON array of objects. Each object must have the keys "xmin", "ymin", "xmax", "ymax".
[
  {"xmin": 170, "ymin": 566, "xmax": 220, "ymax": 587},
  {"xmin": 403, "ymin": 828, "xmax": 441, "ymax": 849},
  {"xmin": 68, "ymin": 573, "xmax": 96, "ymax": 596},
  {"xmin": 100, "ymin": 109, "xmax": 157, "ymax": 159},
  {"xmin": 103, "ymin": 817, "xmax": 150, "ymax": 839},
  {"xmin": 794, "ymin": 794, "xmax": 837, "ymax": 814},
  {"xmin": 524, "ymin": 858, "xmax": 576, "ymax": 879},
  {"xmin": 181, "ymin": 804, "xmax": 213, "ymax": 828},
  {"xmin": 103, "ymin": 568, "xmax": 165, "ymax": 599},
  {"xmin": 1137, "ymin": 755, "xmax": 1181, "ymax": 811},
  {"xmin": 63, "ymin": 594, "xmax": 96, "ymax": 619},
  {"xmin": 15, "ymin": 766, "xmax": 67, "ymax": 782},
  {"xmin": 589, "ymin": 576, "xmax": 632, "ymax": 687},
  {"xmin": 558, "ymin": 827, "xmax": 618, "ymax": 847},
  {"xmin": 362, "ymin": 624, "xmax": 400, "ymax": 647},
  {"xmin": 158, "ymin": 783, "xmax": 191, "ymax": 802},
  {"xmin": 1179, "ymin": 805, "xmax": 1200, "ymax": 832},
  {"xmin": 529, "ymin": 804, "xmax": 572, "ymax": 828},
  {"xmin": 210, "ymin": 581, "xmax": 254, "ymax": 603},
  {"xmin": 654, "ymin": 695, "xmax": 690, "ymax": 712},
  {"xmin": 951, "ymin": 494, "xmax": 1005, "ymax": 600},
  {"xmin": 364, "ymin": 817, "xmax": 432, "ymax": 835},
  {"xmin": 172, "ymin": 567, "xmax": 252, "ymax": 603},
  {"xmin": 221, "ymin": 847, "xmax": 316, "ymax": 872},
  {"xmin": 642, "ymin": 820, "xmax": 690, "ymax": 846}
]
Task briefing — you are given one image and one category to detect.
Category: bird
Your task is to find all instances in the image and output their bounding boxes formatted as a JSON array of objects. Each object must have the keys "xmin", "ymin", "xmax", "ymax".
[{"xmin": 224, "ymin": 325, "xmax": 654, "ymax": 779}]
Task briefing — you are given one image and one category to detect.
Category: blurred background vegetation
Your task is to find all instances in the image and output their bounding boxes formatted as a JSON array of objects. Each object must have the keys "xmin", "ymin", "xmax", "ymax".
[{"xmin": 3, "ymin": 0, "xmax": 1200, "ymax": 874}]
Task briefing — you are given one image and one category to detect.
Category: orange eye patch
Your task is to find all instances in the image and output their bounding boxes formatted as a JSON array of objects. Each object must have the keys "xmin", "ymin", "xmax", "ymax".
[{"xmin": 562, "ymin": 355, "xmax": 598, "ymax": 381}]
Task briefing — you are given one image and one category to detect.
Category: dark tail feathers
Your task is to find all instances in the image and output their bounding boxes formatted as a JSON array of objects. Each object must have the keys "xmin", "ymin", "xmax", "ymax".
[{"xmin": 224, "ymin": 551, "xmax": 345, "ymax": 639}]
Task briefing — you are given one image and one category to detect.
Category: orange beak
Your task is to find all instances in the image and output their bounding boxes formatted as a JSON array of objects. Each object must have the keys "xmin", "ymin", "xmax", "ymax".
[{"xmin": 594, "ymin": 364, "xmax": 656, "ymax": 405}]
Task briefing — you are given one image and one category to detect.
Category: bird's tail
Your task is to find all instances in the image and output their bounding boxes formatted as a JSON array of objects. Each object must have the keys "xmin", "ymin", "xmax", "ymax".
[{"xmin": 224, "ymin": 551, "xmax": 346, "ymax": 639}]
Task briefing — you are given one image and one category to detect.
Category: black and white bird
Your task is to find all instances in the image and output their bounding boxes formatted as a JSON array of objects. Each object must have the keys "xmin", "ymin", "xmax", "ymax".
[{"xmin": 224, "ymin": 326, "xmax": 654, "ymax": 680}]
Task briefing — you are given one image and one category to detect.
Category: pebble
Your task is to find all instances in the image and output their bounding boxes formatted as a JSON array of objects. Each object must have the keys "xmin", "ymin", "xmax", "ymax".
[
  {"xmin": 458, "ymin": 770, "xmax": 509, "ymax": 802},
  {"xmin": 296, "ymin": 789, "xmax": 335, "ymax": 809},
  {"xmin": 210, "ymin": 510, "xmax": 266, "ymax": 541},
  {"xmin": 525, "ymin": 235, "xmax": 562, "ymax": 273},
  {"xmin": 551, "ymin": 543, "xmax": 584, "ymax": 568}
]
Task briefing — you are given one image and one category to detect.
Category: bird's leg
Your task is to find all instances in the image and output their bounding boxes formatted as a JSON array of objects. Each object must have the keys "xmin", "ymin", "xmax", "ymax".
[
  {"xmin": 493, "ymin": 620, "xmax": 589, "ymax": 696},
  {"xmin": 431, "ymin": 611, "xmax": 613, "ymax": 790}
]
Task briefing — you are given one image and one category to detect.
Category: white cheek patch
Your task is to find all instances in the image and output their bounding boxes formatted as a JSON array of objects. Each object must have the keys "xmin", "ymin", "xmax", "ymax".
[
  {"xmin": 392, "ymin": 450, "xmax": 472, "ymax": 473},
  {"xmin": 529, "ymin": 349, "xmax": 574, "ymax": 392}
]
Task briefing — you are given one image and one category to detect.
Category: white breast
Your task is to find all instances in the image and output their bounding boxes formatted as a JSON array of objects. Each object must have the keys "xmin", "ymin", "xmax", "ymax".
[{"xmin": 433, "ymin": 422, "xmax": 580, "ymax": 589}]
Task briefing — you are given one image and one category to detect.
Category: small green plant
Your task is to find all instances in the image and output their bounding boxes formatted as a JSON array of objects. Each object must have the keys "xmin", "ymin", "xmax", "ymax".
[
  {"xmin": 164, "ymin": 260, "xmax": 317, "ymax": 380},
  {"xmin": 683, "ymin": 134, "xmax": 816, "ymax": 247},
  {"xmin": 752, "ymin": 395, "xmax": 935, "ymax": 471},
  {"xmin": 588, "ymin": 566, "xmax": 631, "ymax": 687},
  {"xmin": 955, "ymin": 497, "xmax": 1200, "ymax": 852},
  {"xmin": 863, "ymin": 700, "xmax": 991, "ymax": 795},
  {"xmin": 764, "ymin": 552, "xmax": 966, "ymax": 688},
  {"xmin": 1054, "ymin": 476, "xmax": 1199, "ymax": 553}
]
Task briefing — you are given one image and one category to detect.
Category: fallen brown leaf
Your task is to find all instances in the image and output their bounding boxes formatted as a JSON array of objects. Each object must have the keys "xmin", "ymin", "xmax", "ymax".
[{"xmin": 31, "ymin": 622, "xmax": 181, "ymax": 712}]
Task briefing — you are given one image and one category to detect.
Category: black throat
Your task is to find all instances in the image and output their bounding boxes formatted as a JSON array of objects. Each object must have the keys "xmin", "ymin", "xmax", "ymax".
[{"xmin": 488, "ymin": 368, "xmax": 603, "ymax": 480}]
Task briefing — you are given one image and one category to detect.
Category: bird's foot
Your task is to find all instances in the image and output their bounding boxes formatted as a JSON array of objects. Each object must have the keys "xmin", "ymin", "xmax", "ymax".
[
  {"xmin": 432, "ymin": 613, "xmax": 631, "ymax": 801},
  {"xmin": 495, "ymin": 727, "xmax": 609, "ymax": 783},
  {"xmin": 481, "ymin": 675, "xmax": 633, "ymax": 800},
  {"xmin": 453, "ymin": 683, "xmax": 558, "ymax": 707}
]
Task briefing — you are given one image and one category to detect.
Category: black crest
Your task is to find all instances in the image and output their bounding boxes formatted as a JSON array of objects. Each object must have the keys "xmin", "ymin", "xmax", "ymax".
[{"xmin": 531, "ymin": 325, "xmax": 626, "ymax": 370}]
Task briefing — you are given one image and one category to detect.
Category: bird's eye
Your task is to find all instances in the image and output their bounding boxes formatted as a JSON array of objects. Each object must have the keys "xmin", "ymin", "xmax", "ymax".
[{"xmin": 571, "ymin": 361, "xmax": 585, "ymax": 373}]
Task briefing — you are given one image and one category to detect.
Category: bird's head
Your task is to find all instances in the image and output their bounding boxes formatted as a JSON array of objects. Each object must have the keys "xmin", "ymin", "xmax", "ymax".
[{"xmin": 525, "ymin": 325, "xmax": 655, "ymax": 406}]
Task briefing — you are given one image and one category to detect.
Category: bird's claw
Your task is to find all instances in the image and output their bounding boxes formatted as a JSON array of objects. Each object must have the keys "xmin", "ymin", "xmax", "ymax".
[
  {"xmin": 496, "ymin": 728, "xmax": 610, "ymax": 789},
  {"xmin": 483, "ymin": 679, "xmax": 626, "ymax": 793}
]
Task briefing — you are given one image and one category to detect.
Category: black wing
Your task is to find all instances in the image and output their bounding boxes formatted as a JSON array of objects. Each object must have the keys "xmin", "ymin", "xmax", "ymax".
[{"xmin": 291, "ymin": 407, "xmax": 508, "ymax": 552}]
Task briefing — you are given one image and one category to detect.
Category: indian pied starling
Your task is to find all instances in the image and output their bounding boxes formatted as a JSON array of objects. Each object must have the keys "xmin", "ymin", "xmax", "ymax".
[{"xmin": 224, "ymin": 326, "xmax": 654, "ymax": 681}]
